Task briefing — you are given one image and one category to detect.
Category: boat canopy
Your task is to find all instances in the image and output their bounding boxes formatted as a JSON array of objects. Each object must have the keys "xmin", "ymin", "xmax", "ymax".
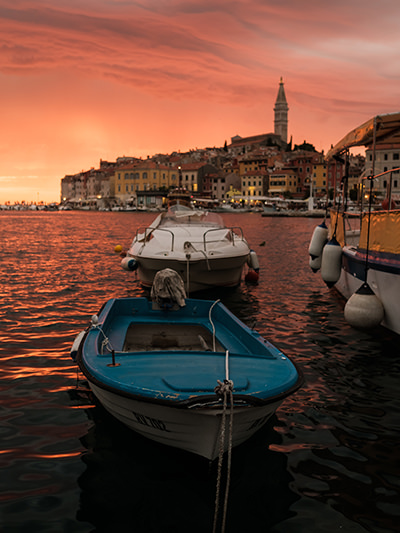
[
  {"xmin": 325, "ymin": 112, "xmax": 400, "ymax": 161},
  {"xmin": 359, "ymin": 211, "xmax": 400, "ymax": 254}
]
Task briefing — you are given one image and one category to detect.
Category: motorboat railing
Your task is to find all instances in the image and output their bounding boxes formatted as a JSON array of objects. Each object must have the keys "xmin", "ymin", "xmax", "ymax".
[
  {"xmin": 135, "ymin": 227, "xmax": 175, "ymax": 251},
  {"xmin": 203, "ymin": 226, "xmax": 245, "ymax": 251},
  {"xmin": 135, "ymin": 225, "xmax": 246, "ymax": 253}
]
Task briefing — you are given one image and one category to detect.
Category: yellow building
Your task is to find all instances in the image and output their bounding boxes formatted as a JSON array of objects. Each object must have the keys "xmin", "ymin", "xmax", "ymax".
[
  {"xmin": 311, "ymin": 161, "xmax": 328, "ymax": 196},
  {"xmin": 241, "ymin": 171, "xmax": 267, "ymax": 197},
  {"xmin": 268, "ymin": 168, "xmax": 298, "ymax": 196},
  {"xmin": 113, "ymin": 162, "xmax": 178, "ymax": 202}
]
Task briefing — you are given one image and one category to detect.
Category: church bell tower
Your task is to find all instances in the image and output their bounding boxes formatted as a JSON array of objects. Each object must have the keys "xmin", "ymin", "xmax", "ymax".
[{"xmin": 274, "ymin": 77, "xmax": 289, "ymax": 144}]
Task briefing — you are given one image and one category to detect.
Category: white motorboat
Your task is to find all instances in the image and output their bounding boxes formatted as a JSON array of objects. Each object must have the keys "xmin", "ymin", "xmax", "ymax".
[
  {"xmin": 121, "ymin": 201, "xmax": 259, "ymax": 293},
  {"xmin": 309, "ymin": 112, "xmax": 400, "ymax": 335}
]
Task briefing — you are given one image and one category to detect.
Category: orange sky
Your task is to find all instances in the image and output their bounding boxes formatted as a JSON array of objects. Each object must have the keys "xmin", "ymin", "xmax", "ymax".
[{"xmin": 1, "ymin": 0, "xmax": 400, "ymax": 204}]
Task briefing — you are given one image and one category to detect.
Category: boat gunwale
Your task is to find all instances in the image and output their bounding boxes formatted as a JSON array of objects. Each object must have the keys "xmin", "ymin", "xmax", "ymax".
[
  {"xmin": 76, "ymin": 332, "xmax": 304, "ymax": 410},
  {"xmin": 75, "ymin": 298, "xmax": 304, "ymax": 409}
]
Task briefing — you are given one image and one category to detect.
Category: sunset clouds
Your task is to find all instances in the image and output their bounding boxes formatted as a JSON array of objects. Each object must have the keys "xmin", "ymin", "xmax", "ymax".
[{"xmin": 1, "ymin": 0, "xmax": 400, "ymax": 202}]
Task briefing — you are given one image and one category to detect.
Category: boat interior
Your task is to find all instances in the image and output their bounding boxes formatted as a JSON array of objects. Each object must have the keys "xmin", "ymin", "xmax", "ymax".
[{"xmin": 122, "ymin": 323, "xmax": 225, "ymax": 353}]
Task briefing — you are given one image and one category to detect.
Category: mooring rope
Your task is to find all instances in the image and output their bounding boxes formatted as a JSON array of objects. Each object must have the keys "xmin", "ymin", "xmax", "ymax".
[
  {"xmin": 90, "ymin": 316, "xmax": 114, "ymax": 355},
  {"xmin": 208, "ymin": 300, "xmax": 221, "ymax": 352},
  {"xmin": 213, "ymin": 357, "xmax": 234, "ymax": 533}
]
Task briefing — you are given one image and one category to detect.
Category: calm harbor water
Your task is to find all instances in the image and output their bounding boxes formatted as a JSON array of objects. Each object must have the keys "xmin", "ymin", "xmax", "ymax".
[{"xmin": 0, "ymin": 211, "xmax": 399, "ymax": 533}]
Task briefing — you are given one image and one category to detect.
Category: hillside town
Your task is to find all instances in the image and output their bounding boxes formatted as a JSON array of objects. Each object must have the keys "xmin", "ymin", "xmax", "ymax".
[
  {"xmin": 57, "ymin": 80, "xmax": 364, "ymax": 211},
  {"xmin": 3, "ymin": 79, "xmax": 400, "ymax": 211}
]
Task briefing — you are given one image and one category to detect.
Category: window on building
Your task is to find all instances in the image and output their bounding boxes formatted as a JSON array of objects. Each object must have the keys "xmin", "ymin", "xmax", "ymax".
[
  {"xmin": 384, "ymin": 154, "xmax": 388, "ymax": 161},
  {"xmin": 394, "ymin": 153, "xmax": 399, "ymax": 160}
]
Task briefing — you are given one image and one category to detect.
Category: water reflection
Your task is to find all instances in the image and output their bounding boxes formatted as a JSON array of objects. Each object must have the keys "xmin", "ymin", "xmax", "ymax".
[
  {"xmin": 1, "ymin": 211, "xmax": 399, "ymax": 533},
  {"xmin": 77, "ymin": 403, "xmax": 298, "ymax": 533}
]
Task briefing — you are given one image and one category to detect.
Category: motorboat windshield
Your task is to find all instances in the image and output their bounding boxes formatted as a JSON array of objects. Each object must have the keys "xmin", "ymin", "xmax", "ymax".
[{"xmin": 160, "ymin": 206, "xmax": 225, "ymax": 228}]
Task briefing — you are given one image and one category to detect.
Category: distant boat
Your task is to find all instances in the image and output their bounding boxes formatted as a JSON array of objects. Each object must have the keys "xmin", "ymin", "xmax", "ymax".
[
  {"xmin": 121, "ymin": 191, "xmax": 259, "ymax": 293},
  {"xmin": 309, "ymin": 112, "xmax": 400, "ymax": 335},
  {"xmin": 71, "ymin": 269, "xmax": 302, "ymax": 460}
]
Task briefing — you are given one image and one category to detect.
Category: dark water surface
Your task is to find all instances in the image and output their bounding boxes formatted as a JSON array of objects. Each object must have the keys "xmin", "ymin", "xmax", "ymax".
[{"xmin": 0, "ymin": 211, "xmax": 399, "ymax": 533}]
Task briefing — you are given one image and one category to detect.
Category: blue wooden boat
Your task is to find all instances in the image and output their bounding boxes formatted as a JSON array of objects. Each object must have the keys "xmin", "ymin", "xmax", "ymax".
[{"xmin": 71, "ymin": 273, "xmax": 302, "ymax": 460}]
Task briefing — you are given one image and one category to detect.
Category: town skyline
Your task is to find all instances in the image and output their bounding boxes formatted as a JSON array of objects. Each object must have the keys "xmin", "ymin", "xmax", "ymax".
[{"xmin": 1, "ymin": 0, "xmax": 399, "ymax": 204}]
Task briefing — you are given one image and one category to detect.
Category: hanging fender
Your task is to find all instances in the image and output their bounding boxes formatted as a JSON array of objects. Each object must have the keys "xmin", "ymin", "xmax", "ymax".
[
  {"xmin": 121, "ymin": 256, "xmax": 138, "ymax": 271},
  {"xmin": 320, "ymin": 237, "xmax": 342, "ymax": 288},
  {"xmin": 247, "ymin": 250, "xmax": 260, "ymax": 272},
  {"xmin": 344, "ymin": 283, "xmax": 384, "ymax": 329},
  {"xmin": 308, "ymin": 221, "xmax": 328, "ymax": 259},
  {"xmin": 309, "ymin": 254, "xmax": 322, "ymax": 273}
]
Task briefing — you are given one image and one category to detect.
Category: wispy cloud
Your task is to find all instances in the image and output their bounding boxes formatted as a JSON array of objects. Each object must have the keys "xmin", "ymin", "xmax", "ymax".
[{"xmin": 0, "ymin": 0, "xmax": 400, "ymax": 202}]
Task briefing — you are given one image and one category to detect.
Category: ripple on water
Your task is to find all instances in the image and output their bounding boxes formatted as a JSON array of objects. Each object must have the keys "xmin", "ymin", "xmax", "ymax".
[{"xmin": 0, "ymin": 211, "xmax": 399, "ymax": 533}]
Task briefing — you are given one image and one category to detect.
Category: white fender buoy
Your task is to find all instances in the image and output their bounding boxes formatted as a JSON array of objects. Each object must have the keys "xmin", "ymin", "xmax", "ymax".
[
  {"xmin": 121, "ymin": 256, "xmax": 138, "ymax": 271},
  {"xmin": 320, "ymin": 237, "xmax": 342, "ymax": 288},
  {"xmin": 344, "ymin": 283, "xmax": 384, "ymax": 329},
  {"xmin": 309, "ymin": 254, "xmax": 321, "ymax": 273},
  {"xmin": 247, "ymin": 250, "xmax": 260, "ymax": 272},
  {"xmin": 70, "ymin": 330, "xmax": 86, "ymax": 361},
  {"xmin": 308, "ymin": 221, "xmax": 328, "ymax": 259}
]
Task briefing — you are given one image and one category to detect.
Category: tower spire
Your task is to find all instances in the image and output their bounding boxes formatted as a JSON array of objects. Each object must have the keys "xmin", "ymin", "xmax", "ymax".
[{"xmin": 274, "ymin": 78, "xmax": 289, "ymax": 144}]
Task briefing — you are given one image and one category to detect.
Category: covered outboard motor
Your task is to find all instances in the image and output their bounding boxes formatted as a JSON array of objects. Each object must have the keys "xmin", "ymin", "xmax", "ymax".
[{"xmin": 151, "ymin": 268, "xmax": 187, "ymax": 308}]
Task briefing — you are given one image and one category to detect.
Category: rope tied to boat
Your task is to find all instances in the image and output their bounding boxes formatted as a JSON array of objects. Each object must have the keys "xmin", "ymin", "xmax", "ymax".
[
  {"xmin": 90, "ymin": 315, "xmax": 114, "ymax": 355},
  {"xmin": 213, "ymin": 352, "xmax": 234, "ymax": 533},
  {"xmin": 214, "ymin": 378, "xmax": 233, "ymax": 398}
]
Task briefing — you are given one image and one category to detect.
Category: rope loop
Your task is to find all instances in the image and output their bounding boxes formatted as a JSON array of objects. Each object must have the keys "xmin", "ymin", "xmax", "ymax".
[
  {"xmin": 214, "ymin": 379, "xmax": 234, "ymax": 398},
  {"xmin": 91, "ymin": 322, "xmax": 114, "ymax": 355}
]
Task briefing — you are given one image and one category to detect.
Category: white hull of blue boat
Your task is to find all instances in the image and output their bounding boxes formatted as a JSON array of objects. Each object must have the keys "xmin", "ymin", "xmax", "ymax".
[
  {"xmin": 73, "ymin": 295, "xmax": 302, "ymax": 461},
  {"xmin": 89, "ymin": 382, "xmax": 281, "ymax": 460}
]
